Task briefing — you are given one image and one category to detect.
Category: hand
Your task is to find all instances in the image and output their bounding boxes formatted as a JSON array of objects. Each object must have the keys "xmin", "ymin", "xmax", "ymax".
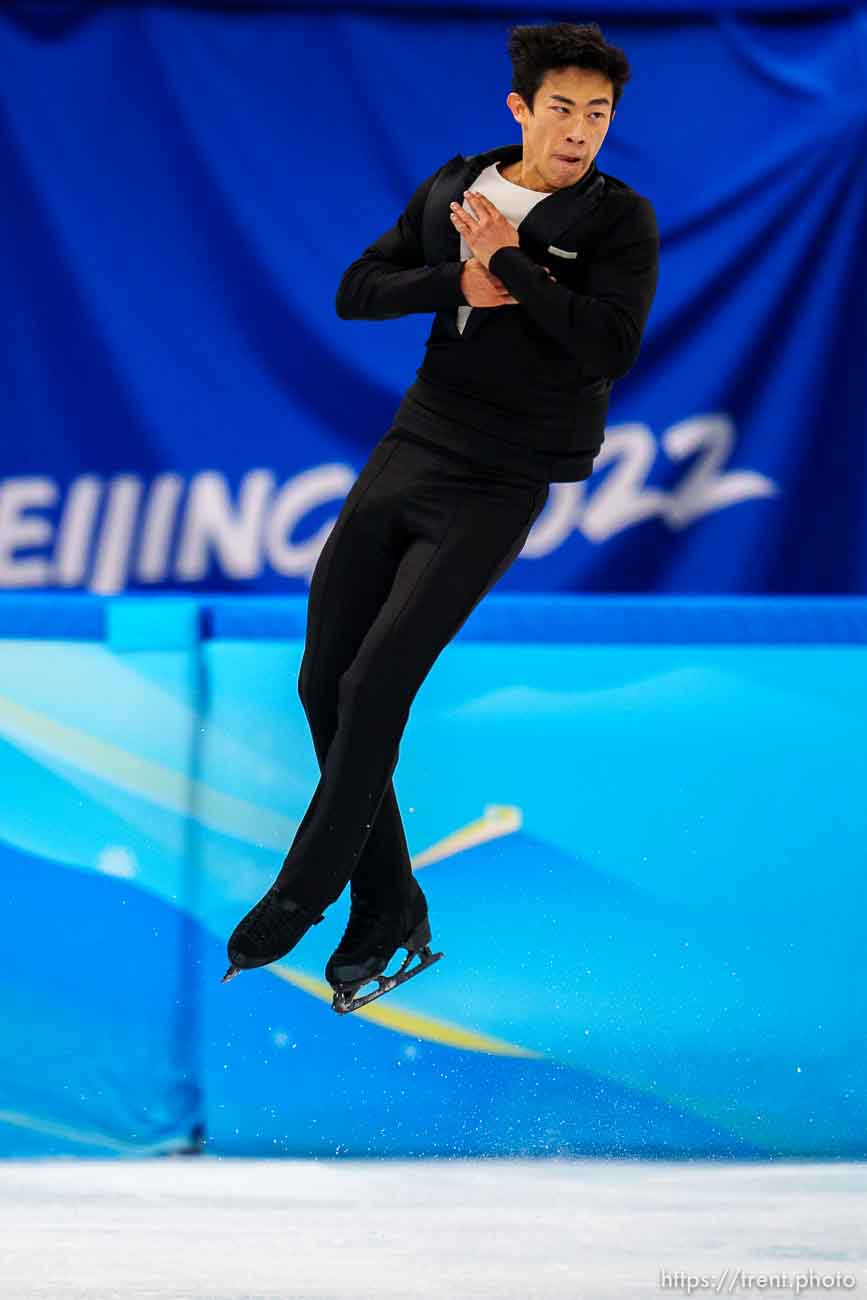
[
  {"xmin": 460, "ymin": 257, "xmax": 517, "ymax": 308},
  {"xmin": 450, "ymin": 191, "xmax": 520, "ymax": 270}
]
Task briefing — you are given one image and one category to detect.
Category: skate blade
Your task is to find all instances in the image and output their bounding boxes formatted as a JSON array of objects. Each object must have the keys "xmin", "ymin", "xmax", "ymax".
[
  {"xmin": 221, "ymin": 964, "xmax": 241, "ymax": 984},
  {"xmin": 331, "ymin": 946, "xmax": 444, "ymax": 1015}
]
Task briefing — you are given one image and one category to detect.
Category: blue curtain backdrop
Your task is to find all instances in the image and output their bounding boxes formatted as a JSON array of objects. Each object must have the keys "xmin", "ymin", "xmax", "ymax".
[{"xmin": 2, "ymin": 2, "xmax": 866, "ymax": 594}]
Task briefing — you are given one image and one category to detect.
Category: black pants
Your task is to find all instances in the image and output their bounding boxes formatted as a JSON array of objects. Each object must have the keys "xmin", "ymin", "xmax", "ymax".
[{"xmin": 275, "ymin": 429, "xmax": 550, "ymax": 914}]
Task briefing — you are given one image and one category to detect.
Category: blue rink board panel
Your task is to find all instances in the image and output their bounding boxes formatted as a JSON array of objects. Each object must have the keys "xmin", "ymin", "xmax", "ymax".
[
  {"xmin": 0, "ymin": 595, "xmax": 864, "ymax": 1158},
  {"xmin": 1, "ymin": 593, "xmax": 867, "ymax": 643}
]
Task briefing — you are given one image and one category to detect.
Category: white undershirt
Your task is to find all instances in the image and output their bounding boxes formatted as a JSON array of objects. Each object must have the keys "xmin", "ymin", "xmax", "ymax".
[{"xmin": 456, "ymin": 161, "xmax": 548, "ymax": 335}]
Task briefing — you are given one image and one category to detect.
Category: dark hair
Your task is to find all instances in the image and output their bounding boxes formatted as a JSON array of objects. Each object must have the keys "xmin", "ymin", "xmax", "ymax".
[{"xmin": 508, "ymin": 22, "xmax": 630, "ymax": 114}]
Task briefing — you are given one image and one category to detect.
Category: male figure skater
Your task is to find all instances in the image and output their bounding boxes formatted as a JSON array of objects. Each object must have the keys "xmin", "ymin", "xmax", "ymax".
[{"xmin": 224, "ymin": 22, "xmax": 659, "ymax": 1011}]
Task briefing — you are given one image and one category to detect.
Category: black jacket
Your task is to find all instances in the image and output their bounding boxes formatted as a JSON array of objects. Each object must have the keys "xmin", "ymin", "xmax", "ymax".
[{"xmin": 336, "ymin": 143, "xmax": 659, "ymax": 483}]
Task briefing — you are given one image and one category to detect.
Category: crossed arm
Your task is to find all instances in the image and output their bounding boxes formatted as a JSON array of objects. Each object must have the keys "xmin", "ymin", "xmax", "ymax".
[{"xmin": 334, "ymin": 169, "xmax": 514, "ymax": 319}]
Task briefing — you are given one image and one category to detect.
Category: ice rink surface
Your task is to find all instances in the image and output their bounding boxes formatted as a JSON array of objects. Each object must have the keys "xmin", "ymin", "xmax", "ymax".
[{"xmin": 1, "ymin": 1158, "xmax": 865, "ymax": 1300}]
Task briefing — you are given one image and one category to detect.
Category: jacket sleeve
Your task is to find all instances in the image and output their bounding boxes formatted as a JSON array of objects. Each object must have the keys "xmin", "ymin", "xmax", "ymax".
[
  {"xmin": 335, "ymin": 166, "xmax": 468, "ymax": 320},
  {"xmin": 487, "ymin": 195, "xmax": 660, "ymax": 379}
]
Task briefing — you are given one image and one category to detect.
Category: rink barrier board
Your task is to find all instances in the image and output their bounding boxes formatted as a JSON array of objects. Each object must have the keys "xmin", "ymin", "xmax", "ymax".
[
  {"xmin": 1, "ymin": 593, "xmax": 867, "ymax": 644},
  {"xmin": 0, "ymin": 593, "xmax": 865, "ymax": 1159}
]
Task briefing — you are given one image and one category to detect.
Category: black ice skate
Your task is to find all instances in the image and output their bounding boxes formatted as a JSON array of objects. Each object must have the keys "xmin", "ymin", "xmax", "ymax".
[
  {"xmin": 221, "ymin": 884, "xmax": 324, "ymax": 984},
  {"xmin": 326, "ymin": 883, "xmax": 443, "ymax": 1014}
]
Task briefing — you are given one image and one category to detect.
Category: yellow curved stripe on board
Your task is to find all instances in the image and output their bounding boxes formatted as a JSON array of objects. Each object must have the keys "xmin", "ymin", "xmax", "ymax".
[
  {"xmin": 269, "ymin": 964, "xmax": 542, "ymax": 1058},
  {"xmin": 0, "ymin": 1108, "xmax": 180, "ymax": 1155},
  {"xmin": 412, "ymin": 803, "xmax": 521, "ymax": 869},
  {"xmin": 0, "ymin": 694, "xmax": 296, "ymax": 847}
]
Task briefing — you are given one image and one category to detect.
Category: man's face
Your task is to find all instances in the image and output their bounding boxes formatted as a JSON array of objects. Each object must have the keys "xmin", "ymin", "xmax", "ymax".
[{"xmin": 507, "ymin": 66, "xmax": 615, "ymax": 191}]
